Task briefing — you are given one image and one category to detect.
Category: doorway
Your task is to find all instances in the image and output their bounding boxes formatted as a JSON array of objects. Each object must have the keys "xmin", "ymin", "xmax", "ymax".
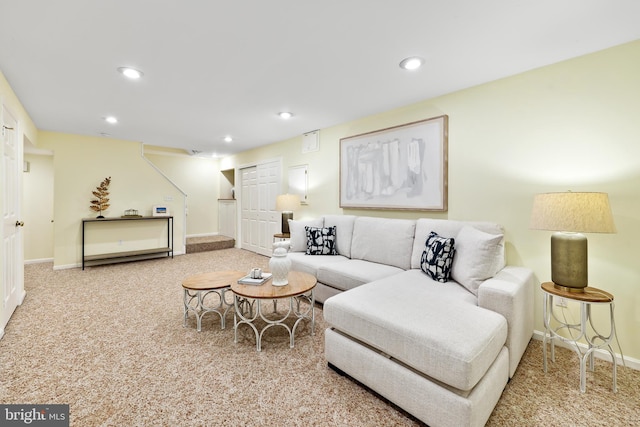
[{"xmin": 1, "ymin": 103, "xmax": 25, "ymax": 337}]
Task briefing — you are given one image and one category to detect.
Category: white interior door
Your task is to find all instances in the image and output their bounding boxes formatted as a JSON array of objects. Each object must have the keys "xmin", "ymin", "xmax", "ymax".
[
  {"xmin": 240, "ymin": 160, "xmax": 281, "ymax": 256},
  {"xmin": 257, "ymin": 161, "xmax": 280, "ymax": 254},
  {"xmin": 1, "ymin": 104, "xmax": 24, "ymax": 337},
  {"xmin": 241, "ymin": 166, "xmax": 259, "ymax": 253}
]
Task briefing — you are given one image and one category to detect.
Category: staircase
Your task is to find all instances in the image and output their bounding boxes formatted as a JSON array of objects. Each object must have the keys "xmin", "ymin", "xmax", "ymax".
[{"xmin": 186, "ymin": 235, "xmax": 235, "ymax": 254}]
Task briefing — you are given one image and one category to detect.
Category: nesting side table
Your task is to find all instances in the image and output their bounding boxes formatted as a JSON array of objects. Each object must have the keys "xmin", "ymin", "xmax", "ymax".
[
  {"xmin": 182, "ymin": 270, "xmax": 245, "ymax": 331},
  {"xmin": 541, "ymin": 281, "xmax": 618, "ymax": 393},
  {"xmin": 231, "ymin": 270, "xmax": 316, "ymax": 351}
]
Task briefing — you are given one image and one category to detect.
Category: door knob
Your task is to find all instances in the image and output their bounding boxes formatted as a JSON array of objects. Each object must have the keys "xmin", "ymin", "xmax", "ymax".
[{"xmin": 15, "ymin": 221, "xmax": 24, "ymax": 227}]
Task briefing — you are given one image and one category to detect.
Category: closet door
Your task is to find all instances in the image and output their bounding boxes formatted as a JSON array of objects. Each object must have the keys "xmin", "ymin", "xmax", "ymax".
[
  {"xmin": 240, "ymin": 160, "xmax": 281, "ymax": 256},
  {"xmin": 256, "ymin": 161, "xmax": 280, "ymax": 255},
  {"xmin": 241, "ymin": 166, "xmax": 258, "ymax": 253}
]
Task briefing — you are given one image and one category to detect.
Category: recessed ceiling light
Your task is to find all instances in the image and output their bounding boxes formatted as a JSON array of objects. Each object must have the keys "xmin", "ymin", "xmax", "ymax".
[
  {"xmin": 104, "ymin": 116, "xmax": 118, "ymax": 124},
  {"xmin": 117, "ymin": 67, "xmax": 144, "ymax": 79},
  {"xmin": 223, "ymin": 136, "xmax": 233, "ymax": 143},
  {"xmin": 399, "ymin": 56, "xmax": 424, "ymax": 71},
  {"xmin": 278, "ymin": 112, "xmax": 293, "ymax": 119}
]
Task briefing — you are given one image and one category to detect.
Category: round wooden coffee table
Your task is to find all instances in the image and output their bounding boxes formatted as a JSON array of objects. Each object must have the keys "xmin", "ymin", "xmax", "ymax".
[
  {"xmin": 182, "ymin": 270, "xmax": 245, "ymax": 331},
  {"xmin": 231, "ymin": 270, "xmax": 317, "ymax": 351}
]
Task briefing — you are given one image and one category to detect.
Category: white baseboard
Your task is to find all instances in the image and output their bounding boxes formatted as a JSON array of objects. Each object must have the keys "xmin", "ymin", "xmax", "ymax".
[
  {"xmin": 186, "ymin": 232, "xmax": 219, "ymax": 238},
  {"xmin": 532, "ymin": 329, "xmax": 640, "ymax": 371},
  {"xmin": 53, "ymin": 252, "xmax": 185, "ymax": 271},
  {"xmin": 24, "ymin": 258, "xmax": 54, "ymax": 265},
  {"xmin": 53, "ymin": 263, "xmax": 80, "ymax": 270}
]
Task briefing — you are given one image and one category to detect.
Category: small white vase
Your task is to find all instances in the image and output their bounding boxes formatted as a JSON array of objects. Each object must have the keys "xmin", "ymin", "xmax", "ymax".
[{"xmin": 269, "ymin": 241, "xmax": 291, "ymax": 286}]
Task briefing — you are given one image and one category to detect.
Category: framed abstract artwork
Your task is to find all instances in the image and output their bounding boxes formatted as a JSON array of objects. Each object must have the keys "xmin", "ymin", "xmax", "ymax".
[{"xmin": 339, "ymin": 115, "xmax": 448, "ymax": 211}]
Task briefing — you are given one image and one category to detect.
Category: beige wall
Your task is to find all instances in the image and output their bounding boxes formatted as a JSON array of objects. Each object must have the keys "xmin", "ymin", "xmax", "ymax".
[
  {"xmin": 23, "ymin": 153, "xmax": 54, "ymax": 261},
  {"xmin": 222, "ymin": 40, "xmax": 640, "ymax": 361},
  {"xmin": 0, "ymin": 71, "xmax": 38, "ymax": 145},
  {"xmin": 144, "ymin": 150, "xmax": 220, "ymax": 236},
  {"xmin": 38, "ymin": 132, "xmax": 187, "ymax": 268}
]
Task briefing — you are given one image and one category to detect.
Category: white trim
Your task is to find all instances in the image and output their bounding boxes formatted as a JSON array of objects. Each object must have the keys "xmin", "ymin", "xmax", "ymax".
[
  {"xmin": 24, "ymin": 258, "xmax": 54, "ymax": 265},
  {"xmin": 186, "ymin": 232, "xmax": 220, "ymax": 238},
  {"xmin": 140, "ymin": 144, "xmax": 187, "ymax": 196},
  {"xmin": 53, "ymin": 263, "xmax": 81, "ymax": 270},
  {"xmin": 143, "ymin": 147, "xmax": 191, "ymax": 158},
  {"xmin": 24, "ymin": 145, "xmax": 54, "ymax": 156},
  {"xmin": 532, "ymin": 329, "xmax": 640, "ymax": 371},
  {"xmin": 53, "ymin": 251, "xmax": 186, "ymax": 271},
  {"xmin": 237, "ymin": 156, "xmax": 282, "ymax": 171}
]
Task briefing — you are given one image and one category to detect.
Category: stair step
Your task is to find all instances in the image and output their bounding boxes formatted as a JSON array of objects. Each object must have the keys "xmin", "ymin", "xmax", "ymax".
[{"xmin": 186, "ymin": 236, "xmax": 235, "ymax": 254}]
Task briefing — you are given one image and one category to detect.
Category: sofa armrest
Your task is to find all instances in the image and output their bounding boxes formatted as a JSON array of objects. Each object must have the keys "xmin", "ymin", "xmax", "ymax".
[{"xmin": 478, "ymin": 266, "xmax": 536, "ymax": 378}]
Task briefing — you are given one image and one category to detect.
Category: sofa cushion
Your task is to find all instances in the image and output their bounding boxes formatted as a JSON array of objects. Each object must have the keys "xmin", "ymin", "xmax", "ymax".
[
  {"xmin": 288, "ymin": 252, "xmax": 349, "ymax": 277},
  {"xmin": 421, "ymin": 231, "xmax": 456, "ymax": 282},
  {"xmin": 351, "ymin": 217, "xmax": 416, "ymax": 270},
  {"xmin": 317, "ymin": 259, "xmax": 404, "ymax": 292},
  {"xmin": 288, "ymin": 218, "xmax": 324, "ymax": 252},
  {"xmin": 305, "ymin": 226, "xmax": 338, "ymax": 255},
  {"xmin": 451, "ymin": 226, "xmax": 504, "ymax": 295},
  {"xmin": 411, "ymin": 218, "xmax": 505, "ymax": 271},
  {"xmin": 323, "ymin": 215, "xmax": 356, "ymax": 257},
  {"xmin": 323, "ymin": 269, "xmax": 507, "ymax": 391}
]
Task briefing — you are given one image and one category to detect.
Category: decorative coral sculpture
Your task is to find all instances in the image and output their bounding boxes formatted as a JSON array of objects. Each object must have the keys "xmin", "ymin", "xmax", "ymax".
[{"xmin": 90, "ymin": 176, "xmax": 111, "ymax": 218}]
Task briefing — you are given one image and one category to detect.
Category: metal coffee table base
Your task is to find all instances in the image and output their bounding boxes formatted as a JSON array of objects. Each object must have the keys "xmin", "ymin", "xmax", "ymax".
[
  {"xmin": 183, "ymin": 288, "xmax": 233, "ymax": 331},
  {"xmin": 234, "ymin": 292, "xmax": 315, "ymax": 351}
]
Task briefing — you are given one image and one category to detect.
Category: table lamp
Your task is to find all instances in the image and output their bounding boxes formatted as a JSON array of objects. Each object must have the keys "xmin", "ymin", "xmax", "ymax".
[
  {"xmin": 530, "ymin": 191, "xmax": 615, "ymax": 293},
  {"xmin": 276, "ymin": 193, "xmax": 300, "ymax": 235}
]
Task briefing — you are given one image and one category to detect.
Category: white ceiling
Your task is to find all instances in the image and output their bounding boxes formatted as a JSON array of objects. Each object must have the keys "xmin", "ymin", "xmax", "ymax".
[{"xmin": 2, "ymin": 1, "xmax": 640, "ymax": 157}]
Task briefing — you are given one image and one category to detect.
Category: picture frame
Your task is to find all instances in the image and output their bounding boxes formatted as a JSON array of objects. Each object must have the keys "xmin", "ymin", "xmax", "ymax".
[
  {"xmin": 152, "ymin": 205, "xmax": 170, "ymax": 217},
  {"xmin": 340, "ymin": 115, "xmax": 448, "ymax": 211}
]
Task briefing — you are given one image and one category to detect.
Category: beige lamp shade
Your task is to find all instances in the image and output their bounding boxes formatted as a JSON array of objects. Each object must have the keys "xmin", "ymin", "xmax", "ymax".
[
  {"xmin": 530, "ymin": 191, "xmax": 615, "ymax": 292},
  {"xmin": 276, "ymin": 194, "xmax": 300, "ymax": 212},
  {"xmin": 530, "ymin": 192, "xmax": 615, "ymax": 233}
]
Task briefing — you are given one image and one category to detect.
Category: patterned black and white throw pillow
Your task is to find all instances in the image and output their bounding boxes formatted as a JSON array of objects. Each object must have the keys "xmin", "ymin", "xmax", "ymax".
[
  {"xmin": 421, "ymin": 231, "xmax": 456, "ymax": 282},
  {"xmin": 305, "ymin": 226, "xmax": 338, "ymax": 255}
]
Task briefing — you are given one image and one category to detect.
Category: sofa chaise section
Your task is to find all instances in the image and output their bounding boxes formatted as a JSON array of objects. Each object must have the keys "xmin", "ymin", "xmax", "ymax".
[{"xmin": 323, "ymin": 270, "xmax": 508, "ymax": 391}]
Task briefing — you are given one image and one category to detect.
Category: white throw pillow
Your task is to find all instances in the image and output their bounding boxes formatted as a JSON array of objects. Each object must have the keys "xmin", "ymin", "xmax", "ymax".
[
  {"xmin": 451, "ymin": 226, "xmax": 504, "ymax": 295},
  {"xmin": 288, "ymin": 218, "xmax": 324, "ymax": 252},
  {"xmin": 323, "ymin": 215, "xmax": 356, "ymax": 257}
]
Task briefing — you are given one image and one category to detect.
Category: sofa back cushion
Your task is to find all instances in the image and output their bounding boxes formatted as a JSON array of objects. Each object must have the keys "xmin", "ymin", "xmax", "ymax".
[
  {"xmin": 323, "ymin": 215, "xmax": 356, "ymax": 257},
  {"xmin": 451, "ymin": 225, "xmax": 505, "ymax": 295},
  {"xmin": 288, "ymin": 218, "xmax": 324, "ymax": 252},
  {"xmin": 411, "ymin": 218, "xmax": 505, "ymax": 271},
  {"xmin": 351, "ymin": 217, "xmax": 416, "ymax": 270}
]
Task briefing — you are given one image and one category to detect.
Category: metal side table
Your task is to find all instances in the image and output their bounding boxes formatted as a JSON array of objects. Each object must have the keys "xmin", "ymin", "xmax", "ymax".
[{"xmin": 541, "ymin": 281, "xmax": 617, "ymax": 393}]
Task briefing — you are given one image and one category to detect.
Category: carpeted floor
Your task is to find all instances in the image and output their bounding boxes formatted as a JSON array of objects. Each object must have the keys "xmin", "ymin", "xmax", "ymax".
[{"xmin": 1, "ymin": 249, "xmax": 639, "ymax": 426}]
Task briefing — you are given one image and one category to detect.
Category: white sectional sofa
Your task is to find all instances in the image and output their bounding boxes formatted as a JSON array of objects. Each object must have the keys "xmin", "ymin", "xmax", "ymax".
[{"xmin": 288, "ymin": 215, "xmax": 535, "ymax": 427}]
